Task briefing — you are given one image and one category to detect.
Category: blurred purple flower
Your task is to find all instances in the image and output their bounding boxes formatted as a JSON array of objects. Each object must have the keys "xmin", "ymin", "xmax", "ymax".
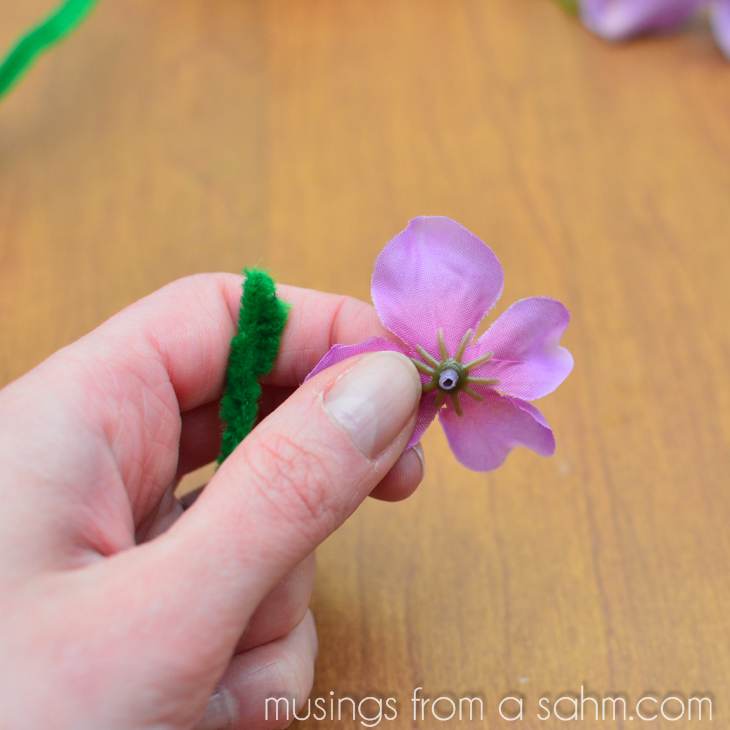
[
  {"xmin": 306, "ymin": 216, "xmax": 573, "ymax": 472},
  {"xmin": 577, "ymin": 0, "xmax": 730, "ymax": 59},
  {"xmin": 712, "ymin": 0, "xmax": 730, "ymax": 57},
  {"xmin": 580, "ymin": 0, "xmax": 703, "ymax": 39}
]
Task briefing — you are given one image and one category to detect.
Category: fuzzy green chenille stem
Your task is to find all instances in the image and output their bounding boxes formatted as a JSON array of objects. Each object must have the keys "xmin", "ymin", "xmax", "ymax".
[
  {"xmin": 0, "ymin": 0, "xmax": 101, "ymax": 100},
  {"xmin": 218, "ymin": 269, "xmax": 290, "ymax": 465}
]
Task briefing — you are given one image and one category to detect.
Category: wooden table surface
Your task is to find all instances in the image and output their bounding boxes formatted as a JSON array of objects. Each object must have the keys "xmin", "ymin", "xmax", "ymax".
[{"xmin": 2, "ymin": 1, "xmax": 730, "ymax": 727}]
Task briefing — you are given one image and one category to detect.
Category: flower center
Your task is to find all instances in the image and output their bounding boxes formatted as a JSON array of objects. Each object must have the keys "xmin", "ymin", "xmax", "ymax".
[
  {"xmin": 409, "ymin": 327, "xmax": 501, "ymax": 418},
  {"xmin": 438, "ymin": 368, "xmax": 459, "ymax": 390}
]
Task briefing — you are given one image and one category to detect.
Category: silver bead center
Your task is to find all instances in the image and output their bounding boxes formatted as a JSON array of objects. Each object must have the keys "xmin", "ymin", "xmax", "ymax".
[{"xmin": 438, "ymin": 368, "xmax": 459, "ymax": 391}]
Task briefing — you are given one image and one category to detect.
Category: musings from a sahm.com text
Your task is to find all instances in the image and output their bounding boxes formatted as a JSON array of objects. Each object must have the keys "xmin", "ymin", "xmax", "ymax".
[{"xmin": 265, "ymin": 686, "xmax": 713, "ymax": 725}]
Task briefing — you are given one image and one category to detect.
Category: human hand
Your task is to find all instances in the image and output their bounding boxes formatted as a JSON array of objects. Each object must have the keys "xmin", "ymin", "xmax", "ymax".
[{"xmin": 0, "ymin": 274, "xmax": 424, "ymax": 730}]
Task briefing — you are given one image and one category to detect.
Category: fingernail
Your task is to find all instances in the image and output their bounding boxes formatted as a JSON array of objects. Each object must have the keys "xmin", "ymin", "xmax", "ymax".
[
  {"xmin": 194, "ymin": 687, "xmax": 237, "ymax": 730},
  {"xmin": 412, "ymin": 442, "xmax": 425, "ymax": 478},
  {"xmin": 323, "ymin": 352, "xmax": 421, "ymax": 458}
]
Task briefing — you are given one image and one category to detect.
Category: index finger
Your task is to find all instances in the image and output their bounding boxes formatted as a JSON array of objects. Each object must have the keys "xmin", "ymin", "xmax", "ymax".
[
  {"xmin": 86, "ymin": 273, "xmax": 392, "ymax": 413},
  {"xmin": 271, "ymin": 282, "xmax": 393, "ymax": 388}
]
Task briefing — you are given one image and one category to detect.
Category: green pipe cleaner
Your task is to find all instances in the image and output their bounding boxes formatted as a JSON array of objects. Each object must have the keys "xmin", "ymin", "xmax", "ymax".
[
  {"xmin": 218, "ymin": 269, "xmax": 290, "ymax": 465},
  {"xmin": 0, "ymin": 0, "xmax": 101, "ymax": 100}
]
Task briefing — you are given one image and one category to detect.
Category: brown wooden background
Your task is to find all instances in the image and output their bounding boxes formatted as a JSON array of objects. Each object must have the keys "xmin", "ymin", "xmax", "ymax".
[{"xmin": 2, "ymin": 1, "xmax": 730, "ymax": 727}]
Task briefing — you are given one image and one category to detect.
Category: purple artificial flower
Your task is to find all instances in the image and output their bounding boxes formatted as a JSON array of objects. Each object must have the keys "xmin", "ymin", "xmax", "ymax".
[
  {"xmin": 712, "ymin": 0, "xmax": 730, "ymax": 57},
  {"xmin": 306, "ymin": 216, "xmax": 574, "ymax": 472},
  {"xmin": 580, "ymin": 0, "xmax": 704, "ymax": 40},
  {"xmin": 578, "ymin": 0, "xmax": 730, "ymax": 60}
]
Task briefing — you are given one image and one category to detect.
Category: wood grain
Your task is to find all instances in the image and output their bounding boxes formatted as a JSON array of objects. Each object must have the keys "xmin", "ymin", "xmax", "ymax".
[{"xmin": 2, "ymin": 0, "xmax": 730, "ymax": 726}]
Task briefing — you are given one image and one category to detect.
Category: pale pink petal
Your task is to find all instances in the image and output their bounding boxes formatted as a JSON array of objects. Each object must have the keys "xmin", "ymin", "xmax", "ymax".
[
  {"xmin": 464, "ymin": 297, "xmax": 573, "ymax": 401},
  {"xmin": 406, "ymin": 389, "xmax": 439, "ymax": 451},
  {"xmin": 304, "ymin": 337, "xmax": 408, "ymax": 382},
  {"xmin": 371, "ymin": 216, "xmax": 504, "ymax": 360},
  {"xmin": 580, "ymin": 0, "xmax": 702, "ymax": 40},
  {"xmin": 711, "ymin": 0, "xmax": 730, "ymax": 59},
  {"xmin": 439, "ymin": 391, "xmax": 555, "ymax": 472}
]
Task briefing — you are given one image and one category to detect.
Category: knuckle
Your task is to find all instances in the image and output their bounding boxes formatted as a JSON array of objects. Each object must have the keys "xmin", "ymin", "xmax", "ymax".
[
  {"xmin": 272, "ymin": 636, "xmax": 316, "ymax": 712},
  {"xmin": 332, "ymin": 295, "xmax": 382, "ymax": 342}
]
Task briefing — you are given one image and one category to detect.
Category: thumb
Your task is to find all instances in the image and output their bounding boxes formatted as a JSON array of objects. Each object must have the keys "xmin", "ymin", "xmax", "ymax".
[{"xmin": 152, "ymin": 350, "xmax": 421, "ymax": 632}]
